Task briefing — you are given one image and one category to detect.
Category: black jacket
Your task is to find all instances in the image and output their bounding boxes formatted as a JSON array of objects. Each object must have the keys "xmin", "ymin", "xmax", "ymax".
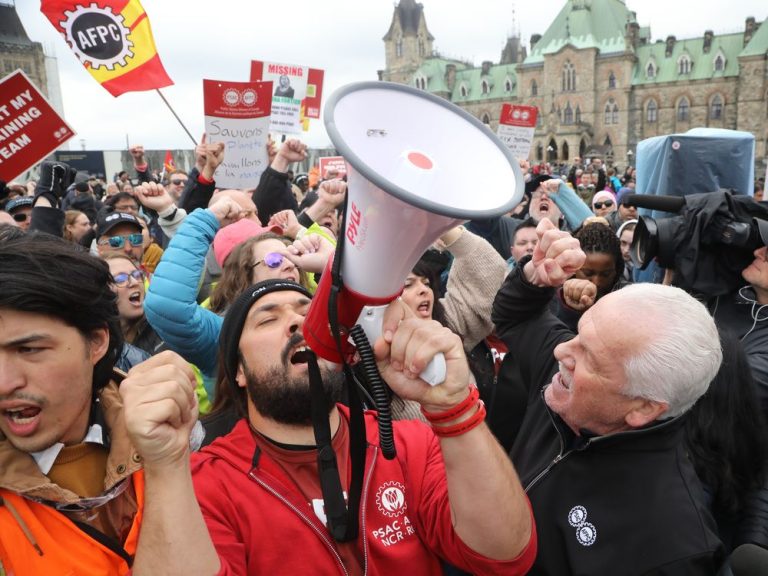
[{"xmin": 492, "ymin": 263, "xmax": 724, "ymax": 575}]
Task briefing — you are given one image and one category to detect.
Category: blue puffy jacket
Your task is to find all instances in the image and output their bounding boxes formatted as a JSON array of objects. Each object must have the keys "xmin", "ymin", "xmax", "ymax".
[{"xmin": 144, "ymin": 208, "xmax": 223, "ymax": 377}]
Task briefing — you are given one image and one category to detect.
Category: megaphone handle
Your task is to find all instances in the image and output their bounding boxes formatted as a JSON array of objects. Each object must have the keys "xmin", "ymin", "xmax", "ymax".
[{"xmin": 352, "ymin": 305, "xmax": 446, "ymax": 386}]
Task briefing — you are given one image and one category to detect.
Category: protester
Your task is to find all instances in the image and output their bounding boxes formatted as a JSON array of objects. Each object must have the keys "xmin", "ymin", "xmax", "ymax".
[
  {"xmin": 119, "ymin": 279, "xmax": 536, "ymax": 574},
  {"xmin": 63, "ymin": 209, "xmax": 92, "ymax": 243},
  {"xmin": 591, "ymin": 190, "xmax": 617, "ymax": 218},
  {"xmin": 4, "ymin": 197, "xmax": 33, "ymax": 232},
  {"xmin": 0, "ymin": 234, "xmax": 149, "ymax": 574},
  {"xmin": 492, "ymin": 219, "xmax": 724, "ymax": 574},
  {"xmin": 95, "ymin": 211, "xmax": 145, "ymax": 263}
]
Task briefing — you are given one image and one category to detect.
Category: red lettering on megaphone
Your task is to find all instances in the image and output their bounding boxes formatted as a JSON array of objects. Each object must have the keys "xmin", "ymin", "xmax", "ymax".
[{"xmin": 346, "ymin": 202, "xmax": 362, "ymax": 246}]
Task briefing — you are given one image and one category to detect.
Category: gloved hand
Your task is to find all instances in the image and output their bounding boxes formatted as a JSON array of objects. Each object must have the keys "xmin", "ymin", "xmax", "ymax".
[{"xmin": 34, "ymin": 161, "xmax": 77, "ymax": 209}]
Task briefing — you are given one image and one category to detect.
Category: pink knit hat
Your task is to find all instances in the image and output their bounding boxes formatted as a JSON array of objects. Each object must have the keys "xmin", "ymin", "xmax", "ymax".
[
  {"xmin": 212, "ymin": 219, "xmax": 283, "ymax": 267},
  {"xmin": 591, "ymin": 190, "xmax": 616, "ymax": 209}
]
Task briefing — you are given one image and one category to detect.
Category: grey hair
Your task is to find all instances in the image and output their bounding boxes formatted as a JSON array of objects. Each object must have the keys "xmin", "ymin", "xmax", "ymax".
[{"xmin": 618, "ymin": 283, "xmax": 722, "ymax": 418}]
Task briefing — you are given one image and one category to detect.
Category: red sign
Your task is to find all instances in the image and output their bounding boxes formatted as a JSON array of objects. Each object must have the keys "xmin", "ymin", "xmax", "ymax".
[
  {"xmin": 499, "ymin": 104, "xmax": 538, "ymax": 128},
  {"xmin": 318, "ymin": 156, "xmax": 347, "ymax": 179},
  {"xmin": 203, "ymin": 79, "xmax": 272, "ymax": 118},
  {"xmin": 0, "ymin": 70, "xmax": 75, "ymax": 181},
  {"xmin": 250, "ymin": 60, "xmax": 324, "ymax": 119}
]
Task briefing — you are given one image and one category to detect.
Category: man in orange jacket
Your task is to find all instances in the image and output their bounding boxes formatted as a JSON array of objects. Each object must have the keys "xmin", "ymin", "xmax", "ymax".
[{"xmin": 0, "ymin": 233, "xmax": 147, "ymax": 575}]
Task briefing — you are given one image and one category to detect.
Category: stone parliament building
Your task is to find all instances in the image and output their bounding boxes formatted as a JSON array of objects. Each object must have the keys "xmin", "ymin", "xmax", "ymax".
[{"xmin": 378, "ymin": 0, "xmax": 768, "ymax": 172}]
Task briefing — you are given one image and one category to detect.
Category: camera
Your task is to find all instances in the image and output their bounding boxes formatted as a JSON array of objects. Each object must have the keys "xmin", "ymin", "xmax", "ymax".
[{"xmin": 627, "ymin": 190, "xmax": 768, "ymax": 297}]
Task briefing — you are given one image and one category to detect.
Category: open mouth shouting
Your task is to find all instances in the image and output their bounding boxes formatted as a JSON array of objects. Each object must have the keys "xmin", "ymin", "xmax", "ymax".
[{"xmin": 2, "ymin": 403, "xmax": 43, "ymax": 437}]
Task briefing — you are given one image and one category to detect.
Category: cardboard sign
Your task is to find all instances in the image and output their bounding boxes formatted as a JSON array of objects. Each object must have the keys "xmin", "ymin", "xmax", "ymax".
[
  {"xmin": 496, "ymin": 104, "xmax": 538, "ymax": 161},
  {"xmin": 251, "ymin": 60, "xmax": 322, "ymax": 132},
  {"xmin": 203, "ymin": 79, "xmax": 272, "ymax": 189},
  {"xmin": 0, "ymin": 70, "xmax": 75, "ymax": 181},
  {"xmin": 318, "ymin": 156, "xmax": 347, "ymax": 179}
]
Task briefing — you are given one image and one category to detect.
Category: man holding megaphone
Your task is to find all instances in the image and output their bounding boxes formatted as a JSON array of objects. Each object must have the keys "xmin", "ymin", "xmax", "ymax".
[{"xmin": 119, "ymin": 280, "xmax": 536, "ymax": 575}]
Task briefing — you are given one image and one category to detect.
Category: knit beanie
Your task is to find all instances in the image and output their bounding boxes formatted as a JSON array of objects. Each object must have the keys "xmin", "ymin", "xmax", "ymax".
[
  {"xmin": 218, "ymin": 280, "xmax": 313, "ymax": 389},
  {"xmin": 591, "ymin": 190, "xmax": 616, "ymax": 209},
  {"xmin": 212, "ymin": 219, "xmax": 283, "ymax": 267}
]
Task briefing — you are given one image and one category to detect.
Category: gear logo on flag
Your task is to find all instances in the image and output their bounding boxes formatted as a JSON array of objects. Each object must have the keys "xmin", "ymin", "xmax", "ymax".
[{"xmin": 59, "ymin": 3, "xmax": 134, "ymax": 71}]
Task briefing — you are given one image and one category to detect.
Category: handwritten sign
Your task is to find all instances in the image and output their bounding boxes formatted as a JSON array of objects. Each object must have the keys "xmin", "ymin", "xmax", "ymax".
[
  {"xmin": 496, "ymin": 104, "xmax": 538, "ymax": 161},
  {"xmin": 250, "ymin": 60, "xmax": 311, "ymax": 134},
  {"xmin": 318, "ymin": 156, "xmax": 347, "ymax": 179},
  {"xmin": 0, "ymin": 70, "xmax": 75, "ymax": 181},
  {"xmin": 203, "ymin": 79, "xmax": 271, "ymax": 189}
]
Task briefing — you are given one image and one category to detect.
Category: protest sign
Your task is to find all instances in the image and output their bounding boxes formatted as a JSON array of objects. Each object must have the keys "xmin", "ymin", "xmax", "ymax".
[
  {"xmin": 496, "ymin": 104, "xmax": 538, "ymax": 161},
  {"xmin": 318, "ymin": 156, "xmax": 347, "ymax": 179},
  {"xmin": 203, "ymin": 79, "xmax": 271, "ymax": 189},
  {"xmin": 250, "ymin": 60, "xmax": 317, "ymax": 133},
  {"xmin": 0, "ymin": 70, "xmax": 75, "ymax": 181},
  {"xmin": 303, "ymin": 68, "xmax": 325, "ymax": 120}
]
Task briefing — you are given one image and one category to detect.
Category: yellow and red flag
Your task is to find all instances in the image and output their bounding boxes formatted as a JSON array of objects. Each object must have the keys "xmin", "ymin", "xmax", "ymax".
[
  {"xmin": 41, "ymin": 0, "xmax": 173, "ymax": 97},
  {"xmin": 163, "ymin": 150, "xmax": 175, "ymax": 173}
]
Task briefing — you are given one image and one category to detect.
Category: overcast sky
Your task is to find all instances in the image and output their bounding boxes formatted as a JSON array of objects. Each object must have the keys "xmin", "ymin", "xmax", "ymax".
[{"xmin": 13, "ymin": 0, "xmax": 768, "ymax": 151}]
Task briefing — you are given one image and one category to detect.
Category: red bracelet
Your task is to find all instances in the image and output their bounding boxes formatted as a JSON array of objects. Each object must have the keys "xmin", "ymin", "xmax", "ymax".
[
  {"xmin": 431, "ymin": 401, "xmax": 487, "ymax": 438},
  {"xmin": 197, "ymin": 173, "xmax": 214, "ymax": 185},
  {"xmin": 421, "ymin": 385, "xmax": 479, "ymax": 424}
]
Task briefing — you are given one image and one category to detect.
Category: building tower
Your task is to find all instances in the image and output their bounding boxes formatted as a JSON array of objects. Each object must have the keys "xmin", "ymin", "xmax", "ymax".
[{"xmin": 379, "ymin": 0, "xmax": 435, "ymax": 83}]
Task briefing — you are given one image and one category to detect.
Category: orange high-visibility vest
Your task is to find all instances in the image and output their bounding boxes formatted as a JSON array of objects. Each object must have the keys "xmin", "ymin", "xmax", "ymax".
[{"xmin": 0, "ymin": 471, "xmax": 144, "ymax": 576}]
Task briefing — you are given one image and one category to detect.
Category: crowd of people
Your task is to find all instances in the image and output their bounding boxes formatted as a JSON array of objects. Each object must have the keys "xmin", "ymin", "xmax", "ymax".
[{"xmin": 0, "ymin": 137, "xmax": 767, "ymax": 575}]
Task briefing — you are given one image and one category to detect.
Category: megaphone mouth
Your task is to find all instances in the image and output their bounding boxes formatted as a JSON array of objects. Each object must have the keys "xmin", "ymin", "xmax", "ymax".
[{"xmin": 324, "ymin": 81, "xmax": 524, "ymax": 220}]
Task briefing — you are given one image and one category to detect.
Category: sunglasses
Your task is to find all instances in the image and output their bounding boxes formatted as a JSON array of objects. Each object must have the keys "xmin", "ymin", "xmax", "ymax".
[
  {"xmin": 170, "ymin": 179, "xmax": 188, "ymax": 186},
  {"xmin": 112, "ymin": 269, "xmax": 144, "ymax": 287},
  {"xmin": 578, "ymin": 185, "xmax": 595, "ymax": 191},
  {"xmin": 99, "ymin": 233, "xmax": 144, "ymax": 249},
  {"xmin": 593, "ymin": 200, "xmax": 614, "ymax": 209},
  {"xmin": 251, "ymin": 252, "xmax": 285, "ymax": 269},
  {"xmin": 12, "ymin": 213, "xmax": 29, "ymax": 222}
]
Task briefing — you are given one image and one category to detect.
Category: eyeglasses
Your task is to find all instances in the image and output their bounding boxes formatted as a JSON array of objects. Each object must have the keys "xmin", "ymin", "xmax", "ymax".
[
  {"xmin": 593, "ymin": 200, "xmax": 614, "ymax": 209},
  {"xmin": 112, "ymin": 269, "xmax": 144, "ymax": 287},
  {"xmin": 578, "ymin": 184, "xmax": 595, "ymax": 191},
  {"xmin": 99, "ymin": 233, "xmax": 144, "ymax": 249},
  {"xmin": 251, "ymin": 252, "xmax": 285, "ymax": 269},
  {"xmin": 170, "ymin": 179, "xmax": 187, "ymax": 186},
  {"xmin": 12, "ymin": 213, "xmax": 29, "ymax": 222}
]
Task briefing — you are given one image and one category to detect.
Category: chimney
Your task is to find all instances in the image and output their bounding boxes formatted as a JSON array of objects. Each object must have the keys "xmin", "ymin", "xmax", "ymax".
[
  {"xmin": 481, "ymin": 60, "xmax": 492, "ymax": 75},
  {"xmin": 665, "ymin": 35, "xmax": 676, "ymax": 57},
  {"xmin": 531, "ymin": 33, "xmax": 542, "ymax": 51},
  {"xmin": 625, "ymin": 21, "xmax": 640, "ymax": 48},
  {"xmin": 703, "ymin": 30, "xmax": 713, "ymax": 53},
  {"xmin": 445, "ymin": 64, "xmax": 457, "ymax": 92},
  {"xmin": 745, "ymin": 17, "xmax": 757, "ymax": 44}
]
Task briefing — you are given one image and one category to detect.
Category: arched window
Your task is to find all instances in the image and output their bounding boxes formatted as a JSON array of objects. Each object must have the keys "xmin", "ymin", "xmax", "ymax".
[
  {"xmin": 481, "ymin": 79, "xmax": 490, "ymax": 95},
  {"xmin": 536, "ymin": 142, "xmax": 544, "ymax": 161},
  {"xmin": 677, "ymin": 97, "xmax": 690, "ymax": 121},
  {"xmin": 714, "ymin": 54, "xmax": 725, "ymax": 72},
  {"xmin": 418, "ymin": 35, "xmax": 425, "ymax": 57},
  {"xmin": 396, "ymin": 37, "xmax": 403, "ymax": 58},
  {"xmin": 481, "ymin": 113, "xmax": 491, "ymax": 125},
  {"xmin": 531, "ymin": 79, "xmax": 538, "ymax": 96},
  {"xmin": 562, "ymin": 61, "xmax": 576, "ymax": 92},
  {"xmin": 608, "ymin": 72, "xmax": 617, "ymax": 89},
  {"xmin": 414, "ymin": 75, "xmax": 426, "ymax": 90},
  {"xmin": 504, "ymin": 77, "xmax": 513, "ymax": 93},
  {"xmin": 575, "ymin": 105, "xmax": 582, "ymax": 124},
  {"xmin": 459, "ymin": 83, "xmax": 468, "ymax": 98},
  {"xmin": 646, "ymin": 99, "xmax": 658, "ymax": 123},
  {"xmin": 646, "ymin": 61, "xmax": 656, "ymax": 79},
  {"xmin": 604, "ymin": 99, "xmax": 617, "ymax": 125},
  {"xmin": 564, "ymin": 102, "xmax": 574, "ymax": 125},
  {"xmin": 710, "ymin": 94, "xmax": 723, "ymax": 120},
  {"xmin": 562, "ymin": 141, "xmax": 570, "ymax": 161},
  {"xmin": 678, "ymin": 55, "xmax": 692, "ymax": 75}
]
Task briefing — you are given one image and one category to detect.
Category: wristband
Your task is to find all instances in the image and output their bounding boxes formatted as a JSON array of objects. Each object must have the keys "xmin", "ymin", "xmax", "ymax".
[
  {"xmin": 421, "ymin": 385, "xmax": 479, "ymax": 424},
  {"xmin": 431, "ymin": 401, "xmax": 486, "ymax": 438},
  {"xmin": 197, "ymin": 173, "xmax": 214, "ymax": 185}
]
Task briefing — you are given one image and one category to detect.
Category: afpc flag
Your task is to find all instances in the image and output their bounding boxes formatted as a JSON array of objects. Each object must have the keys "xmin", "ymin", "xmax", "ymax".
[{"xmin": 41, "ymin": 0, "xmax": 173, "ymax": 97}]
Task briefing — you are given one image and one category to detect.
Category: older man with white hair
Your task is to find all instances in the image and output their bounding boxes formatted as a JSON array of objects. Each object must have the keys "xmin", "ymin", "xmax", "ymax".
[{"xmin": 492, "ymin": 219, "xmax": 725, "ymax": 575}]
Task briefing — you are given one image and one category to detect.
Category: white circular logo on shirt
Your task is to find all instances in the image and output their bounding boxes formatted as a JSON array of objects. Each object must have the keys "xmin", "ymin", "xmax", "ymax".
[{"xmin": 376, "ymin": 482, "xmax": 407, "ymax": 518}]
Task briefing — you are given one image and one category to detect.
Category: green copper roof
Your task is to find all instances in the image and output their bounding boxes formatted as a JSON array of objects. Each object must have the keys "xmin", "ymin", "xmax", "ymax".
[
  {"xmin": 412, "ymin": 58, "xmax": 469, "ymax": 93},
  {"xmin": 633, "ymin": 32, "xmax": 744, "ymax": 85},
  {"xmin": 449, "ymin": 63, "xmax": 518, "ymax": 102},
  {"xmin": 741, "ymin": 21, "xmax": 768, "ymax": 57},
  {"xmin": 524, "ymin": 0, "xmax": 633, "ymax": 64}
]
